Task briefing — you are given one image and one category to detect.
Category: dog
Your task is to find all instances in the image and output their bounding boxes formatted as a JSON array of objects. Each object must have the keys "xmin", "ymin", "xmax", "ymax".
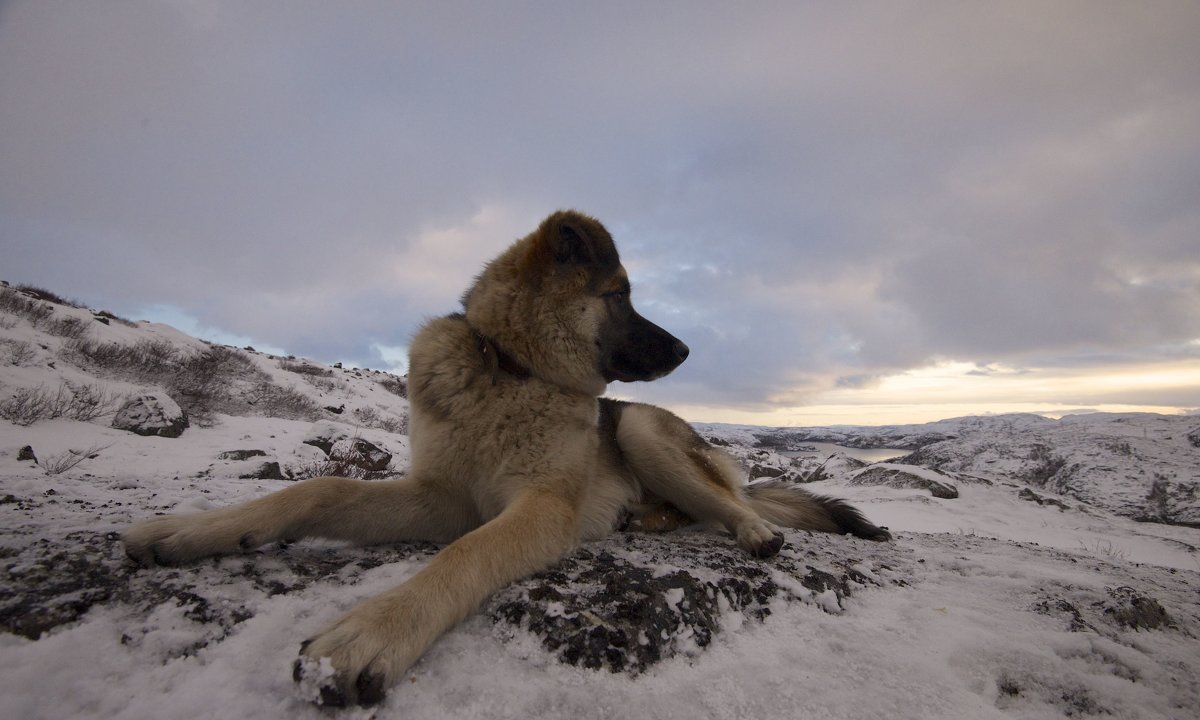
[{"xmin": 122, "ymin": 210, "xmax": 890, "ymax": 706}]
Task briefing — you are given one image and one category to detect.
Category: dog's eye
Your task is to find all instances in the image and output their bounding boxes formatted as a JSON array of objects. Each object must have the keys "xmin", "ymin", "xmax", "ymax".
[{"xmin": 603, "ymin": 290, "xmax": 630, "ymax": 301}]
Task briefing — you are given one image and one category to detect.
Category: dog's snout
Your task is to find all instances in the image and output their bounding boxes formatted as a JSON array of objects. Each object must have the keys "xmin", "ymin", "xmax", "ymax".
[{"xmin": 673, "ymin": 341, "xmax": 690, "ymax": 363}]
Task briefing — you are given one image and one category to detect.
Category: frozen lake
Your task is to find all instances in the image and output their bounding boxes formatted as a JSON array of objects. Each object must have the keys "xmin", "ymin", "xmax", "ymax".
[{"xmin": 782, "ymin": 442, "xmax": 909, "ymax": 464}]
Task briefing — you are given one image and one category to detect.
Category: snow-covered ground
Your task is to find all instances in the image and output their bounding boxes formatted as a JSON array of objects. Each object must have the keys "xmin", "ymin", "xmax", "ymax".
[{"xmin": 2, "ymin": 285, "xmax": 1199, "ymax": 719}]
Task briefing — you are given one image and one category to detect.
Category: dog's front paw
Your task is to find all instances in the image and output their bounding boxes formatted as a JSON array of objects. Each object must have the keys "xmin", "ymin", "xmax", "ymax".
[
  {"xmin": 122, "ymin": 512, "xmax": 248, "ymax": 566},
  {"xmin": 122, "ymin": 515, "xmax": 198, "ymax": 566},
  {"xmin": 293, "ymin": 596, "xmax": 426, "ymax": 707},
  {"xmin": 735, "ymin": 518, "xmax": 785, "ymax": 558}
]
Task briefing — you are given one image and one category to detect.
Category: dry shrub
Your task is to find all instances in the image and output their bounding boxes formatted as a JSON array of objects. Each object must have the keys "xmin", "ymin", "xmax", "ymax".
[
  {"xmin": 303, "ymin": 375, "xmax": 339, "ymax": 393},
  {"xmin": 0, "ymin": 286, "xmax": 54, "ymax": 326},
  {"xmin": 279, "ymin": 358, "xmax": 333, "ymax": 377},
  {"xmin": 43, "ymin": 315, "xmax": 91, "ymax": 340},
  {"xmin": 14, "ymin": 285, "xmax": 85, "ymax": 308},
  {"xmin": 39, "ymin": 443, "xmax": 111, "ymax": 475},
  {"xmin": 352, "ymin": 405, "xmax": 408, "ymax": 435},
  {"xmin": 66, "ymin": 337, "xmax": 179, "ymax": 377},
  {"xmin": 0, "ymin": 386, "xmax": 52, "ymax": 426},
  {"xmin": 63, "ymin": 334, "xmax": 326, "ymax": 425},
  {"xmin": 0, "ymin": 382, "xmax": 121, "ymax": 426},
  {"xmin": 377, "ymin": 375, "xmax": 407, "ymax": 398},
  {"xmin": 3, "ymin": 340, "xmax": 37, "ymax": 366},
  {"xmin": 244, "ymin": 381, "xmax": 322, "ymax": 421}
]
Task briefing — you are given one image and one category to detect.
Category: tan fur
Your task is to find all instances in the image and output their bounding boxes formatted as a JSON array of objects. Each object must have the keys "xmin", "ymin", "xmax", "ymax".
[{"xmin": 122, "ymin": 210, "xmax": 886, "ymax": 707}]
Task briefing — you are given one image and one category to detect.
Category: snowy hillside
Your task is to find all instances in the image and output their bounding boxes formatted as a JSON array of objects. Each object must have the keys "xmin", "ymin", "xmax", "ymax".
[
  {"xmin": 708, "ymin": 413, "xmax": 1200, "ymax": 527},
  {"xmin": 2, "ymin": 284, "xmax": 1199, "ymax": 720}
]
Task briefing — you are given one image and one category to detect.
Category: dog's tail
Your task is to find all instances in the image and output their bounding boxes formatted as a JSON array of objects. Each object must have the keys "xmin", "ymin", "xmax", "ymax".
[{"xmin": 744, "ymin": 480, "xmax": 891, "ymax": 541}]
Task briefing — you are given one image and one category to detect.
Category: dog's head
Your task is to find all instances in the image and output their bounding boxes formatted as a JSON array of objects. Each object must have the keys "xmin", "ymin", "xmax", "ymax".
[{"xmin": 463, "ymin": 210, "xmax": 689, "ymax": 396}]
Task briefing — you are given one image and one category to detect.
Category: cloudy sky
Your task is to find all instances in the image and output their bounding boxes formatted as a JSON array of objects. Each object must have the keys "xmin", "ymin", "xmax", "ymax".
[{"xmin": 3, "ymin": 1, "xmax": 1198, "ymax": 426}]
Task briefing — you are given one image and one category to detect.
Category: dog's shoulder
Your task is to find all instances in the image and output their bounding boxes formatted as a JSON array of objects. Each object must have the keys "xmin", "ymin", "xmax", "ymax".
[
  {"xmin": 410, "ymin": 313, "xmax": 474, "ymax": 364},
  {"xmin": 407, "ymin": 313, "xmax": 492, "ymax": 410}
]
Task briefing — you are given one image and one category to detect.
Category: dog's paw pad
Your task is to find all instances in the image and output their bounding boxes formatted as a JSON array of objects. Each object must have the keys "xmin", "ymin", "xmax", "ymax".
[
  {"xmin": 737, "ymin": 521, "xmax": 786, "ymax": 558},
  {"xmin": 355, "ymin": 670, "xmax": 386, "ymax": 706},
  {"xmin": 753, "ymin": 531, "xmax": 785, "ymax": 558}
]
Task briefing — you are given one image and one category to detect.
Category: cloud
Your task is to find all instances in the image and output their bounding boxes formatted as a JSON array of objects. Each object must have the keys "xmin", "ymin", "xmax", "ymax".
[{"xmin": 2, "ymin": 1, "xmax": 1199, "ymax": 421}]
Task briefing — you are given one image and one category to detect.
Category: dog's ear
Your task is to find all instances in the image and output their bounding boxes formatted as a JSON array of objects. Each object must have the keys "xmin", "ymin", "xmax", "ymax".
[
  {"xmin": 520, "ymin": 211, "xmax": 619, "ymax": 284},
  {"xmin": 553, "ymin": 215, "xmax": 596, "ymax": 265}
]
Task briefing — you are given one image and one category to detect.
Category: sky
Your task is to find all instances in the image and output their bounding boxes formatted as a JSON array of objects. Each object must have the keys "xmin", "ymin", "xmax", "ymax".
[{"xmin": 2, "ymin": 1, "xmax": 1198, "ymax": 426}]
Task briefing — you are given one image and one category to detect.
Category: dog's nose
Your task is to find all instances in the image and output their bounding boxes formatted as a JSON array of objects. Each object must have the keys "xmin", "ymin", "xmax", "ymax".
[{"xmin": 673, "ymin": 341, "xmax": 690, "ymax": 363}]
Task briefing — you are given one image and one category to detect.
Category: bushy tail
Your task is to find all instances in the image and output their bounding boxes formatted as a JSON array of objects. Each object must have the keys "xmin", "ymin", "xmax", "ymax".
[{"xmin": 745, "ymin": 480, "xmax": 891, "ymax": 541}]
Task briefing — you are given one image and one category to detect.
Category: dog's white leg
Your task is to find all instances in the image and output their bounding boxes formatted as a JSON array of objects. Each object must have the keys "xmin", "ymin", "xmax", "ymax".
[
  {"xmin": 295, "ymin": 486, "xmax": 579, "ymax": 706},
  {"xmin": 616, "ymin": 406, "xmax": 784, "ymax": 557},
  {"xmin": 122, "ymin": 475, "xmax": 471, "ymax": 565},
  {"xmin": 634, "ymin": 447, "xmax": 784, "ymax": 558}
]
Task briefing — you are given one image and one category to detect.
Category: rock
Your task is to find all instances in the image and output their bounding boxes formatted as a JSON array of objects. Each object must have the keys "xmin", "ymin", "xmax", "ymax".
[
  {"xmin": 111, "ymin": 394, "xmax": 189, "ymax": 438},
  {"xmin": 301, "ymin": 421, "xmax": 351, "ymax": 455},
  {"xmin": 303, "ymin": 422, "xmax": 392, "ymax": 472},
  {"xmin": 1102, "ymin": 586, "xmax": 1173, "ymax": 631},
  {"xmin": 324, "ymin": 404, "xmax": 345, "ymax": 415},
  {"xmin": 238, "ymin": 461, "xmax": 284, "ymax": 481},
  {"xmin": 218, "ymin": 449, "xmax": 267, "ymax": 461},
  {"xmin": 489, "ymin": 531, "xmax": 909, "ymax": 674},
  {"xmin": 741, "ymin": 448, "xmax": 802, "ymax": 481},
  {"xmin": 300, "ymin": 420, "xmax": 350, "ymax": 453},
  {"xmin": 924, "ymin": 480, "xmax": 959, "ymax": 499},
  {"xmin": 329, "ymin": 438, "xmax": 392, "ymax": 472},
  {"xmin": 1188, "ymin": 426, "xmax": 1200, "ymax": 448},
  {"xmin": 17, "ymin": 446, "xmax": 37, "ymax": 463},
  {"xmin": 1018, "ymin": 487, "xmax": 1070, "ymax": 510},
  {"xmin": 805, "ymin": 453, "xmax": 868, "ymax": 483},
  {"xmin": 1033, "ymin": 585, "xmax": 1176, "ymax": 636},
  {"xmin": 749, "ymin": 463, "xmax": 784, "ymax": 479},
  {"xmin": 849, "ymin": 464, "xmax": 959, "ymax": 499}
]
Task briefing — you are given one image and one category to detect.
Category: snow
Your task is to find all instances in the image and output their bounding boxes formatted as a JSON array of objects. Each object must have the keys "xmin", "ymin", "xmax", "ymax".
[{"xmin": 2, "ymin": 286, "xmax": 1199, "ymax": 719}]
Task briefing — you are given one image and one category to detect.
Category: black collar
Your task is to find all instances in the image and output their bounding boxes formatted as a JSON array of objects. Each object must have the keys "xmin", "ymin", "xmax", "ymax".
[{"xmin": 470, "ymin": 326, "xmax": 531, "ymax": 381}]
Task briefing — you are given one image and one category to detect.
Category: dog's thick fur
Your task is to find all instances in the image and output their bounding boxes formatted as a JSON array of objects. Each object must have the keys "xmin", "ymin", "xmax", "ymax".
[{"xmin": 122, "ymin": 211, "xmax": 889, "ymax": 706}]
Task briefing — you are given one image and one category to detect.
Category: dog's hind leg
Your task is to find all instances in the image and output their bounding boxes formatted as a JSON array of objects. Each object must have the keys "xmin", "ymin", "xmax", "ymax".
[
  {"xmin": 295, "ymin": 486, "xmax": 579, "ymax": 706},
  {"xmin": 123, "ymin": 475, "xmax": 473, "ymax": 566},
  {"xmin": 615, "ymin": 404, "xmax": 787, "ymax": 557}
]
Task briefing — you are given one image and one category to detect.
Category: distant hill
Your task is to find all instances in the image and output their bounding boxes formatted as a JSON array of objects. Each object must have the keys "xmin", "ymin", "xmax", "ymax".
[{"xmin": 699, "ymin": 413, "xmax": 1200, "ymax": 527}]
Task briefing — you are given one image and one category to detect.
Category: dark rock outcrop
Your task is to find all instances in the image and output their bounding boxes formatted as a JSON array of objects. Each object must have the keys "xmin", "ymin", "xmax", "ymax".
[
  {"xmin": 238, "ymin": 461, "xmax": 285, "ymax": 481},
  {"xmin": 1018, "ymin": 487, "xmax": 1070, "ymax": 511},
  {"xmin": 301, "ymin": 421, "xmax": 350, "ymax": 455},
  {"xmin": 329, "ymin": 438, "xmax": 391, "ymax": 472},
  {"xmin": 849, "ymin": 465, "xmax": 959, "ymax": 499},
  {"xmin": 111, "ymin": 394, "xmax": 188, "ymax": 438},
  {"xmin": 489, "ymin": 530, "xmax": 909, "ymax": 673},
  {"xmin": 218, "ymin": 449, "xmax": 267, "ymax": 461}
]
